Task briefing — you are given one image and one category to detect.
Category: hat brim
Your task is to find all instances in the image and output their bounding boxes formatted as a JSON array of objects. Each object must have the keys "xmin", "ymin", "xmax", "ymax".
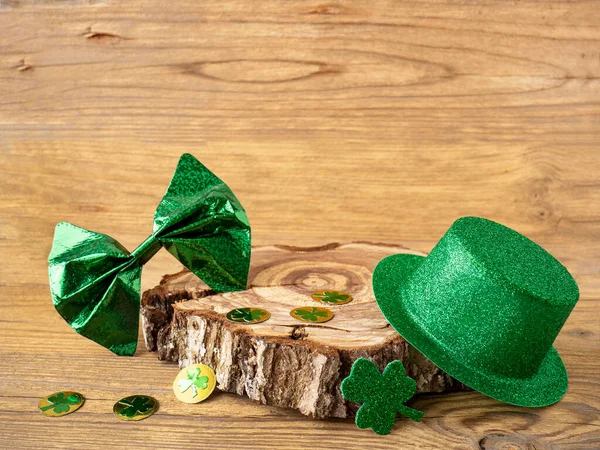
[{"xmin": 372, "ymin": 253, "xmax": 568, "ymax": 407}]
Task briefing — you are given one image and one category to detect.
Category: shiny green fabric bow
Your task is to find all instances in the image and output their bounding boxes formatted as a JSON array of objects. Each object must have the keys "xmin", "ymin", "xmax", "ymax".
[{"xmin": 48, "ymin": 154, "xmax": 251, "ymax": 356}]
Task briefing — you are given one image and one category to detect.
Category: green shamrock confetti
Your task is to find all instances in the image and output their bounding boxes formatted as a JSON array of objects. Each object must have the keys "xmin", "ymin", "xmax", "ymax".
[
  {"xmin": 341, "ymin": 358, "xmax": 424, "ymax": 435},
  {"xmin": 177, "ymin": 367, "xmax": 209, "ymax": 398},
  {"xmin": 290, "ymin": 306, "xmax": 333, "ymax": 323},
  {"xmin": 114, "ymin": 395, "xmax": 158, "ymax": 421},
  {"xmin": 173, "ymin": 364, "xmax": 216, "ymax": 403},
  {"xmin": 39, "ymin": 392, "xmax": 82, "ymax": 415},
  {"xmin": 312, "ymin": 290, "xmax": 352, "ymax": 305},
  {"xmin": 226, "ymin": 307, "xmax": 270, "ymax": 323}
]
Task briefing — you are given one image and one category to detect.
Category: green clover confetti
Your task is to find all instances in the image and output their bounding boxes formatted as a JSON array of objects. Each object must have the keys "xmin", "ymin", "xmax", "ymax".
[
  {"xmin": 341, "ymin": 358, "xmax": 424, "ymax": 435},
  {"xmin": 178, "ymin": 367, "xmax": 210, "ymax": 398},
  {"xmin": 226, "ymin": 307, "xmax": 270, "ymax": 324},
  {"xmin": 173, "ymin": 364, "xmax": 216, "ymax": 403},
  {"xmin": 290, "ymin": 306, "xmax": 334, "ymax": 323},
  {"xmin": 312, "ymin": 290, "xmax": 352, "ymax": 305},
  {"xmin": 114, "ymin": 395, "xmax": 158, "ymax": 421},
  {"xmin": 39, "ymin": 392, "xmax": 83, "ymax": 416}
]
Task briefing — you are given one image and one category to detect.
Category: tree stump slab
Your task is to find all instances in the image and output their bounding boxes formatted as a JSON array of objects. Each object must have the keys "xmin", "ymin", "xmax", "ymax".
[{"xmin": 141, "ymin": 243, "xmax": 465, "ymax": 418}]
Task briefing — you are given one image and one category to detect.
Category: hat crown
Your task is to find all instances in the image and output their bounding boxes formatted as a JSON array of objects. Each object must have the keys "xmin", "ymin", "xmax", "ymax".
[
  {"xmin": 454, "ymin": 217, "xmax": 578, "ymax": 307},
  {"xmin": 400, "ymin": 217, "xmax": 578, "ymax": 378}
]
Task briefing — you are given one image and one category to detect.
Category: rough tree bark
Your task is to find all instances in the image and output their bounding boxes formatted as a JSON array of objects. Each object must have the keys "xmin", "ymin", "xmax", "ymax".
[{"xmin": 141, "ymin": 243, "xmax": 465, "ymax": 418}]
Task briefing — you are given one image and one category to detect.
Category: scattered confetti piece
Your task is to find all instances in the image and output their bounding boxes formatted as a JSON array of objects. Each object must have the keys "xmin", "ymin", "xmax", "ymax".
[
  {"xmin": 173, "ymin": 364, "xmax": 217, "ymax": 403},
  {"xmin": 290, "ymin": 306, "xmax": 334, "ymax": 323},
  {"xmin": 226, "ymin": 307, "xmax": 270, "ymax": 324},
  {"xmin": 341, "ymin": 358, "xmax": 423, "ymax": 435},
  {"xmin": 38, "ymin": 391, "xmax": 84, "ymax": 417},
  {"xmin": 311, "ymin": 290, "xmax": 353, "ymax": 305},
  {"xmin": 113, "ymin": 395, "xmax": 158, "ymax": 421}
]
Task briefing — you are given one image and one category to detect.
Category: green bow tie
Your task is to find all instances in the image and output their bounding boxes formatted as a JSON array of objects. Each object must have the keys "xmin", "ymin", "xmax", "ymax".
[{"xmin": 48, "ymin": 154, "xmax": 251, "ymax": 356}]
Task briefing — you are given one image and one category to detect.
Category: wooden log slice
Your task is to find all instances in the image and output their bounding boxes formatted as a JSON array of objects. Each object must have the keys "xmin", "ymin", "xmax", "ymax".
[{"xmin": 141, "ymin": 243, "xmax": 465, "ymax": 418}]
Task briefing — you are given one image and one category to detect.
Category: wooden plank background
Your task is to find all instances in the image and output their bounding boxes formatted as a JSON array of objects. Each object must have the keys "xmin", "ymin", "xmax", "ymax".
[{"xmin": 0, "ymin": 1, "xmax": 599, "ymax": 448}]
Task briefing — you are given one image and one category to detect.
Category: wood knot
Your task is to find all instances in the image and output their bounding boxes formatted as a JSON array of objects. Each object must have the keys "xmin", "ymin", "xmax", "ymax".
[
  {"xmin": 304, "ymin": 4, "xmax": 346, "ymax": 15},
  {"xmin": 479, "ymin": 434, "xmax": 539, "ymax": 450},
  {"xmin": 82, "ymin": 27, "xmax": 122, "ymax": 44},
  {"xmin": 567, "ymin": 328, "xmax": 593, "ymax": 338},
  {"xmin": 290, "ymin": 326, "xmax": 308, "ymax": 341},
  {"xmin": 182, "ymin": 59, "xmax": 343, "ymax": 84},
  {"xmin": 14, "ymin": 59, "xmax": 33, "ymax": 72}
]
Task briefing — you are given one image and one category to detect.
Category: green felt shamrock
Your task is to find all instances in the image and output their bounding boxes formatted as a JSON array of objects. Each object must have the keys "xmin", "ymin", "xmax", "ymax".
[
  {"xmin": 228, "ymin": 308, "xmax": 267, "ymax": 322},
  {"xmin": 177, "ymin": 367, "xmax": 210, "ymax": 398},
  {"xmin": 39, "ymin": 392, "xmax": 81, "ymax": 413},
  {"xmin": 313, "ymin": 291, "xmax": 350, "ymax": 304},
  {"xmin": 293, "ymin": 307, "xmax": 329, "ymax": 322},
  {"xmin": 341, "ymin": 358, "xmax": 424, "ymax": 435},
  {"xmin": 117, "ymin": 396, "xmax": 156, "ymax": 418}
]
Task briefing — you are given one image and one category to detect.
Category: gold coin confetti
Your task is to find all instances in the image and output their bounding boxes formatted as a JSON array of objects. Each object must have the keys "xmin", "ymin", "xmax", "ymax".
[
  {"xmin": 173, "ymin": 364, "xmax": 217, "ymax": 404},
  {"xmin": 290, "ymin": 306, "xmax": 334, "ymax": 323},
  {"xmin": 113, "ymin": 395, "xmax": 158, "ymax": 421},
  {"xmin": 38, "ymin": 391, "xmax": 84, "ymax": 417},
  {"xmin": 311, "ymin": 290, "xmax": 353, "ymax": 305},
  {"xmin": 225, "ymin": 307, "xmax": 270, "ymax": 324}
]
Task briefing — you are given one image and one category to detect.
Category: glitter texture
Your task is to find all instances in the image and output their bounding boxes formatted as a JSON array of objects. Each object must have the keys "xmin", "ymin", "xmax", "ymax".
[
  {"xmin": 372, "ymin": 216, "xmax": 579, "ymax": 407},
  {"xmin": 48, "ymin": 154, "xmax": 251, "ymax": 356},
  {"xmin": 341, "ymin": 358, "xmax": 423, "ymax": 435}
]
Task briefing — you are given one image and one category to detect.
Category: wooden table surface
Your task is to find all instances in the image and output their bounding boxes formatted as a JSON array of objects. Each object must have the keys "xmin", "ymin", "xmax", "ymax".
[{"xmin": 1, "ymin": 1, "xmax": 599, "ymax": 448}]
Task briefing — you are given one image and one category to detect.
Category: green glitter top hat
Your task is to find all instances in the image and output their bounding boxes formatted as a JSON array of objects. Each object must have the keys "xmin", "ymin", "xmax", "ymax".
[{"xmin": 372, "ymin": 216, "xmax": 579, "ymax": 407}]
